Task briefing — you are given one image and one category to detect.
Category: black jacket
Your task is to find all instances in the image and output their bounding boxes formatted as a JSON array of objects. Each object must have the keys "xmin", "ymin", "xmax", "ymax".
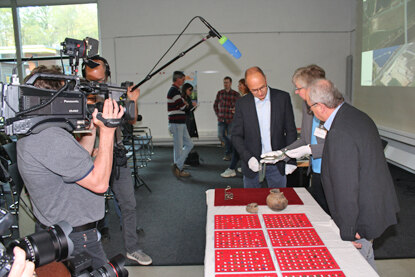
[
  {"xmin": 321, "ymin": 103, "xmax": 399, "ymax": 241},
  {"xmin": 232, "ymin": 88, "xmax": 297, "ymax": 178}
]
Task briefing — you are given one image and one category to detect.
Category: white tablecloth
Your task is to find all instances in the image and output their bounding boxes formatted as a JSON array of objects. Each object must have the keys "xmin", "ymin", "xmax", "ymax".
[{"xmin": 204, "ymin": 188, "xmax": 379, "ymax": 276}]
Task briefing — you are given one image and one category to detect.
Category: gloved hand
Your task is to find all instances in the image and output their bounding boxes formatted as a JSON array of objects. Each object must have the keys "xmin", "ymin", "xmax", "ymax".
[
  {"xmin": 285, "ymin": 145, "xmax": 312, "ymax": 159},
  {"xmin": 285, "ymin": 164, "xmax": 297, "ymax": 175},
  {"xmin": 260, "ymin": 150, "xmax": 285, "ymax": 164},
  {"xmin": 248, "ymin": 157, "xmax": 262, "ymax": 172}
]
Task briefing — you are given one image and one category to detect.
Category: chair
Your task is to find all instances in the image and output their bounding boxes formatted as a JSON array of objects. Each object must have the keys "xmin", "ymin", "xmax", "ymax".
[{"xmin": 122, "ymin": 127, "xmax": 152, "ymax": 192}]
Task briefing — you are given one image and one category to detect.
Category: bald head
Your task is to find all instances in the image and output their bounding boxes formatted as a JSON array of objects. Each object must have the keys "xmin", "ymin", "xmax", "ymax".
[{"xmin": 245, "ymin": 66, "xmax": 268, "ymax": 100}]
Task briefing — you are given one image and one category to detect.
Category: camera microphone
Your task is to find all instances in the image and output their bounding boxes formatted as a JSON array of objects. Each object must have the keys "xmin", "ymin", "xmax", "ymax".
[{"xmin": 199, "ymin": 17, "xmax": 241, "ymax": 59}]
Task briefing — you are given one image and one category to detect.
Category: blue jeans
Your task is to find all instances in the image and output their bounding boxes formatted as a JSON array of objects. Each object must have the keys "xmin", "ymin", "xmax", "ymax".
[
  {"xmin": 168, "ymin": 123, "xmax": 194, "ymax": 170},
  {"xmin": 229, "ymin": 148, "xmax": 240, "ymax": 170},
  {"xmin": 243, "ymin": 165, "xmax": 286, "ymax": 188},
  {"xmin": 356, "ymin": 238, "xmax": 377, "ymax": 271},
  {"xmin": 218, "ymin": 121, "xmax": 232, "ymax": 155}
]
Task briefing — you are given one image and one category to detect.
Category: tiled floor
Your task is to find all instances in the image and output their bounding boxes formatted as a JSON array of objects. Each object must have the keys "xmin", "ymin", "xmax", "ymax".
[{"xmin": 125, "ymin": 259, "xmax": 415, "ymax": 277}]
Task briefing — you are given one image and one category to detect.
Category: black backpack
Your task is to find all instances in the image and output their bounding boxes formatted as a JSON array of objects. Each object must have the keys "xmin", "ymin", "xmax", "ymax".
[{"xmin": 185, "ymin": 150, "xmax": 200, "ymax": 166}]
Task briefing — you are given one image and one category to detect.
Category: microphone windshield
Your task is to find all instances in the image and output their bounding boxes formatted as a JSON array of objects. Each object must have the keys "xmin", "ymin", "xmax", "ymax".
[{"xmin": 219, "ymin": 36, "xmax": 241, "ymax": 59}]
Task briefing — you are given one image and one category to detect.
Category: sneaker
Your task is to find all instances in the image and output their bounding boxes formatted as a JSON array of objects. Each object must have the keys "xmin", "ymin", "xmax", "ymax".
[
  {"xmin": 221, "ymin": 168, "xmax": 236, "ymax": 178},
  {"xmin": 126, "ymin": 250, "xmax": 152, "ymax": 265},
  {"xmin": 179, "ymin": 169, "xmax": 191, "ymax": 177},
  {"xmin": 223, "ymin": 154, "xmax": 231, "ymax": 161},
  {"xmin": 237, "ymin": 167, "xmax": 242, "ymax": 173},
  {"xmin": 172, "ymin": 164, "xmax": 180, "ymax": 178}
]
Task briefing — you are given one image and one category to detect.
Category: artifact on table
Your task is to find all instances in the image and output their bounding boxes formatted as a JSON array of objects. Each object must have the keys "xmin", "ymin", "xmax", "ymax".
[
  {"xmin": 246, "ymin": 203, "xmax": 259, "ymax": 214},
  {"xmin": 224, "ymin": 186, "xmax": 233, "ymax": 200},
  {"xmin": 266, "ymin": 189, "xmax": 288, "ymax": 211}
]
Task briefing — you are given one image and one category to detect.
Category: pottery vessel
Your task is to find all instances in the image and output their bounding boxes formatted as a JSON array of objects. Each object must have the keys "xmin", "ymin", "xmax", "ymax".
[
  {"xmin": 246, "ymin": 203, "xmax": 259, "ymax": 214},
  {"xmin": 266, "ymin": 189, "xmax": 288, "ymax": 211}
]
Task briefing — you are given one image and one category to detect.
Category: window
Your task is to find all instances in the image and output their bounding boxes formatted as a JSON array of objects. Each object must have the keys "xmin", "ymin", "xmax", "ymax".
[{"xmin": 0, "ymin": 3, "xmax": 98, "ymax": 83}]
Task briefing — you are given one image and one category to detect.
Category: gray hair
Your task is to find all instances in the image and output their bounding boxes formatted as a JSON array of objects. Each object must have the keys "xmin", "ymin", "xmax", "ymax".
[
  {"xmin": 173, "ymin": 71, "xmax": 185, "ymax": 82},
  {"xmin": 309, "ymin": 79, "xmax": 344, "ymax": 109},
  {"xmin": 292, "ymin": 64, "xmax": 326, "ymax": 87}
]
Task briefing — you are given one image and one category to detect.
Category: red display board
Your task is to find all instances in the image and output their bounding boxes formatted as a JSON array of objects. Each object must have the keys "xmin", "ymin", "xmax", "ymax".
[
  {"xmin": 268, "ymin": 228, "xmax": 324, "ymax": 247},
  {"xmin": 215, "ymin": 188, "xmax": 303, "ymax": 206},
  {"xmin": 215, "ymin": 249, "xmax": 275, "ymax": 272},
  {"xmin": 282, "ymin": 271, "xmax": 346, "ymax": 277},
  {"xmin": 274, "ymin": 247, "xmax": 340, "ymax": 271},
  {"xmin": 215, "ymin": 273, "xmax": 278, "ymax": 277},
  {"xmin": 215, "ymin": 214, "xmax": 261, "ymax": 229},
  {"xmin": 263, "ymin": 213, "xmax": 312, "ymax": 228},
  {"xmin": 215, "ymin": 230, "xmax": 267, "ymax": 248}
]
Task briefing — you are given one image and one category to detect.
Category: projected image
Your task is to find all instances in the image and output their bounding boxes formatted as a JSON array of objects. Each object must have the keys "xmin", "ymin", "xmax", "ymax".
[{"xmin": 361, "ymin": 0, "xmax": 415, "ymax": 86}]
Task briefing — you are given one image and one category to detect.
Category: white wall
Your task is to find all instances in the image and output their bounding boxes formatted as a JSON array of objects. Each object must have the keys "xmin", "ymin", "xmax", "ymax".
[{"xmin": 97, "ymin": 0, "xmax": 356, "ymax": 141}]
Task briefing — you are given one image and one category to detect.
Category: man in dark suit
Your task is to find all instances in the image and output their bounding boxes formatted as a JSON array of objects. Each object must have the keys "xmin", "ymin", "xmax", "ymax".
[
  {"xmin": 307, "ymin": 79, "xmax": 399, "ymax": 269},
  {"xmin": 232, "ymin": 66, "xmax": 297, "ymax": 188}
]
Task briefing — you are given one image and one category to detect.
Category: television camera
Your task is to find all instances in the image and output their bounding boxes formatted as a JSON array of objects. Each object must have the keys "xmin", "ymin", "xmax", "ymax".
[
  {"xmin": 0, "ymin": 208, "xmax": 128, "ymax": 277},
  {"xmin": 0, "ymin": 37, "xmax": 136, "ymax": 136}
]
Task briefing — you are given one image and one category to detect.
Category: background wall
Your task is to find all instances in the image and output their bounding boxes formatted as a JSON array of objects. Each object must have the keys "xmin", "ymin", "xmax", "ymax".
[{"xmin": 97, "ymin": 0, "xmax": 357, "ymax": 142}]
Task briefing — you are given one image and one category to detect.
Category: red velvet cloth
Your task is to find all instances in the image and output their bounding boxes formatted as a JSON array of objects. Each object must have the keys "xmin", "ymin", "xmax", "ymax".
[{"xmin": 214, "ymin": 188, "xmax": 303, "ymax": 206}]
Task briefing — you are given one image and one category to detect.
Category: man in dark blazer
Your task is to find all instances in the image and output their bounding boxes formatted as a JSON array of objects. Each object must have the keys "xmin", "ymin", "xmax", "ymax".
[
  {"xmin": 232, "ymin": 66, "xmax": 297, "ymax": 188},
  {"xmin": 307, "ymin": 79, "xmax": 399, "ymax": 270}
]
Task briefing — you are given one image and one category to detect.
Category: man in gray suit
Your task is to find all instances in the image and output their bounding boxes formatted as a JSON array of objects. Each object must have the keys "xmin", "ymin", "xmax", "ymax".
[
  {"xmin": 261, "ymin": 65, "xmax": 329, "ymax": 214},
  {"xmin": 307, "ymin": 79, "xmax": 399, "ymax": 270}
]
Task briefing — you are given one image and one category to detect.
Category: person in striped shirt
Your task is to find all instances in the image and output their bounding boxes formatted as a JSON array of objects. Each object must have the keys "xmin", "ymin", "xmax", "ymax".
[{"xmin": 167, "ymin": 71, "xmax": 195, "ymax": 177}]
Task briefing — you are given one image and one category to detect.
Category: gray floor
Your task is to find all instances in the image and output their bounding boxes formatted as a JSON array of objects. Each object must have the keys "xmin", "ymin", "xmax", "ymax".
[{"xmin": 125, "ymin": 259, "xmax": 415, "ymax": 277}]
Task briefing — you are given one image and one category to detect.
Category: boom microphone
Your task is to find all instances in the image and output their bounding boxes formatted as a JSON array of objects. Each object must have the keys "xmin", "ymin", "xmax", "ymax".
[{"xmin": 199, "ymin": 17, "xmax": 241, "ymax": 59}]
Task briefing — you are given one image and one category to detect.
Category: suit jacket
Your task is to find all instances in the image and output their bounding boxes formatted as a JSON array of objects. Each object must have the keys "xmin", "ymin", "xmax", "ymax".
[
  {"xmin": 285, "ymin": 101, "xmax": 325, "ymax": 173},
  {"xmin": 232, "ymin": 88, "xmax": 297, "ymax": 178},
  {"xmin": 321, "ymin": 103, "xmax": 399, "ymax": 241}
]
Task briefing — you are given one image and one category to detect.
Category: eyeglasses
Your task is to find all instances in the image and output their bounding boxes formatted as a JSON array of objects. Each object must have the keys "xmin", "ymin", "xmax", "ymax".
[
  {"xmin": 309, "ymin": 102, "xmax": 319, "ymax": 109},
  {"xmin": 294, "ymin": 87, "xmax": 304, "ymax": 91},
  {"xmin": 250, "ymin": 85, "xmax": 267, "ymax": 93},
  {"xmin": 306, "ymin": 102, "xmax": 319, "ymax": 115}
]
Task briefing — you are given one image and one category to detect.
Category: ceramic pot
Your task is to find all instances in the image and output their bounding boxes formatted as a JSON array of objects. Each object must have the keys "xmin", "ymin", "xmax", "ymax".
[
  {"xmin": 266, "ymin": 189, "xmax": 288, "ymax": 211},
  {"xmin": 246, "ymin": 203, "xmax": 259, "ymax": 214}
]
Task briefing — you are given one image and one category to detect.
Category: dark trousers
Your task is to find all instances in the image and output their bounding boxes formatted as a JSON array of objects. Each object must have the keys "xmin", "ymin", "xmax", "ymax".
[
  {"xmin": 307, "ymin": 173, "xmax": 330, "ymax": 215},
  {"xmin": 111, "ymin": 165, "xmax": 141, "ymax": 253}
]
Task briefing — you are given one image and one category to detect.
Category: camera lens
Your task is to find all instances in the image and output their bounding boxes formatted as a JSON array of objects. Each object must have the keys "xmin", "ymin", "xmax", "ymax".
[
  {"xmin": 89, "ymin": 254, "xmax": 129, "ymax": 277},
  {"xmin": 8, "ymin": 221, "xmax": 73, "ymax": 267}
]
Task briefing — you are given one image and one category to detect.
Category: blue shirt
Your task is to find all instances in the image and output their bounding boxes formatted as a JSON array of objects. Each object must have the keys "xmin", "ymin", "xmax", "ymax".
[
  {"xmin": 323, "ymin": 102, "xmax": 344, "ymax": 131},
  {"xmin": 310, "ymin": 116, "xmax": 322, "ymax": 174},
  {"xmin": 254, "ymin": 87, "xmax": 272, "ymax": 154}
]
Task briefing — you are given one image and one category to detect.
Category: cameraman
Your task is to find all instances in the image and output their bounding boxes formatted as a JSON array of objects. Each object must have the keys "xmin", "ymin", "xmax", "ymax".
[
  {"xmin": 83, "ymin": 56, "xmax": 152, "ymax": 265},
  {"xmin": 17, "ymin": 65, "xmax": 124, "ymax": 269}
]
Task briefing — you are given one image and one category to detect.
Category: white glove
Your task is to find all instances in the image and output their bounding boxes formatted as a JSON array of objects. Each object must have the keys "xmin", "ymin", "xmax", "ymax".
[
  {"xmin": 260, "ymin": 150, "xmax": 285, "ymax": 164},
  {"xmin": 285, "ymin": 145, "xmax": 312, "ymax": 159},
  {"xmin": 248, "ymin": 157, "xmax": 262, "ymax": 172},
  {"xmin": 285, "ymin": 164, "xmax": 297, "ymax": 175}
]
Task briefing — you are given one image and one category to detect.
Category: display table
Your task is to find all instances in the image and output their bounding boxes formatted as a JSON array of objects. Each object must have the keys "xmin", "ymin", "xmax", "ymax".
[{"xmin": 204, "ymin": 188, "xmax": 379, "ymax": 276}]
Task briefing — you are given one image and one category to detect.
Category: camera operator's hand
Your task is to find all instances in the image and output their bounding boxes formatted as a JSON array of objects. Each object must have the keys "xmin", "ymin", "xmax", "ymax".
[
  {"xmin": 92, "ymin": 98, "xmax": 124, "ymax": 131},
  {"xmin": 9, "ymin": 247, "xmax": 35, "ymax": 277},
  {"xmin": 127, "ymin": 85, "xmax": 140, "ymax": 102}
]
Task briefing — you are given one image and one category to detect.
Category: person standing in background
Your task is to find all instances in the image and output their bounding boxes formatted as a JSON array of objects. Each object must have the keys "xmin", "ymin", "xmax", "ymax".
[
  {"xmin": 213, "ymin": 76, "xmax": 240, "ymax": 161},
  {"xmin": 221, "ymin": 78, "xmax": 249, "ymax": 177},
  {"xmin": 168, "ymin": 71, "xmax": 194, "ymax": 177}
]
